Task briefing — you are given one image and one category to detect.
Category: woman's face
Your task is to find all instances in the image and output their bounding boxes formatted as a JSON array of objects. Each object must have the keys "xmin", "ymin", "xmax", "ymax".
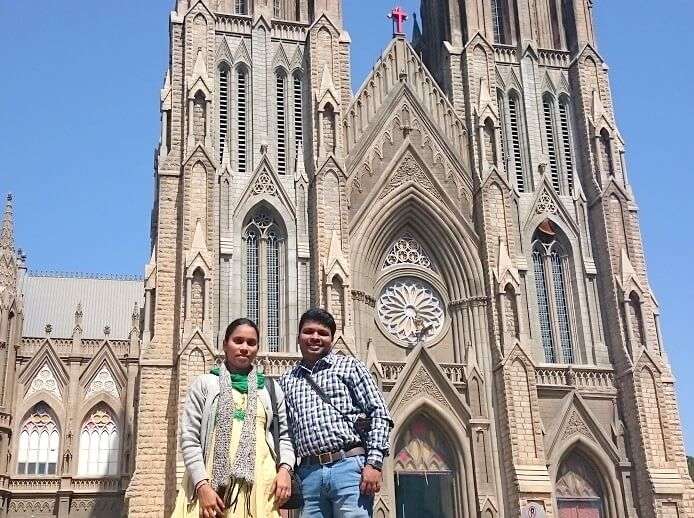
[{"xmin": 223, "ymin": 324, "xmax": 259, "ymax": 371}]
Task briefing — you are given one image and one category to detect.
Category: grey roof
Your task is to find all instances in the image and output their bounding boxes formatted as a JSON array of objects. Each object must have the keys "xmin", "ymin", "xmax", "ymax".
[{"xmin": 21, "ymin": 273, "xmax": 144, "ymax": 340}]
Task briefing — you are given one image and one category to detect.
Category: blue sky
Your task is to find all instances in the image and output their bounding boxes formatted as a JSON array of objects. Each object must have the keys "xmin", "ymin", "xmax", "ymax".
[{"xmin": 0, "ymin": 1, "xmax": 692, "ymax": 451}]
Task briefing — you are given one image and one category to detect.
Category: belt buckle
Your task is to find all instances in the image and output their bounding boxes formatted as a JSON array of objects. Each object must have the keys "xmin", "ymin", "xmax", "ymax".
[{"xmin": 317, "ymin": 452, "xmax": 333, "ymax": 465}]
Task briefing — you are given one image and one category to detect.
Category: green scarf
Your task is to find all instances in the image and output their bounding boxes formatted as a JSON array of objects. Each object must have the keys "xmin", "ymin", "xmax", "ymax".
[{"xmin": 210, "ymin": 365, "xmax": 265, "ymax": 393}]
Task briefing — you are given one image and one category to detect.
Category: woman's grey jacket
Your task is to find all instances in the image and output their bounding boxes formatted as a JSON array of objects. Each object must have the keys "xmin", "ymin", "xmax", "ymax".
[{"xmin": 179, "ymin": 373, "xmax": 296, "ymax": 498}]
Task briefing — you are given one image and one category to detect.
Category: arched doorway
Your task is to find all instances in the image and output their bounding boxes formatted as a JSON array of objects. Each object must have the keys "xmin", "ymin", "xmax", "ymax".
[
  {"xmin": 394, "ymin": 414, "xmax": 459, "ymax": 518},
  {"xmin": 556, "ymin": 451, "xmax": 606, "ymax": 518}
]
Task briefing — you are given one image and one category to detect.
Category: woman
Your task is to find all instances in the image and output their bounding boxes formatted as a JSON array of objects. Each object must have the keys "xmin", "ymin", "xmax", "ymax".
[{"xmin": 172, "ymin": 318, "xmax": 295, "ymax": 518}]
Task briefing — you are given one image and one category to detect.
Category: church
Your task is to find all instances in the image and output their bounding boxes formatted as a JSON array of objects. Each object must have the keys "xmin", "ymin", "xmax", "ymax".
[{"xmin": 0, "ymin": 0, "xmax": 693, "ymax": 516}]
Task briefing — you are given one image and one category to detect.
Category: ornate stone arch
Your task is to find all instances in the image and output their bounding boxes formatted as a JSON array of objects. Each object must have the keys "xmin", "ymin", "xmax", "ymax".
[
  {"xmin": 15, "ymin": 401, "xmax": 62, "ymax": 476},
  {"xmin": 390, "ymin": 402, "xmax": 476, "ymax": 518},
  {"xmin": 549, "ymin": 441, "xmax": 624, "ymax": 518},
  {"xmin": 76, "ymin": 402, "xmax": 121, "ymax": 477}
]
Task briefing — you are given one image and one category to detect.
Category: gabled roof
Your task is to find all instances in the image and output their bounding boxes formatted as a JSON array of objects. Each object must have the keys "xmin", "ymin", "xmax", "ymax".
[
  {"xmin": 22, "ymin": 273, "xmax": 143, "ymax": 340},
  {"xmin": 346, "ymin": 37, "xmax": 468, "ymax": 158}
]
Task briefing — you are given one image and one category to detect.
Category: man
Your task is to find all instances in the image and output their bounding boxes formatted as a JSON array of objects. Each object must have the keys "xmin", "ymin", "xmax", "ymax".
[{"xmin": 280, "ymin": 308, "xmax": 393, "ymax": 518}]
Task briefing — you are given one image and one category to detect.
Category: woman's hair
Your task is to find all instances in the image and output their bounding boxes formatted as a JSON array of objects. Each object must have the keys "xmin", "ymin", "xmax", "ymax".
[{"xmin": 223, "ymin": 318, "xmax": 260, "ymax": 345}]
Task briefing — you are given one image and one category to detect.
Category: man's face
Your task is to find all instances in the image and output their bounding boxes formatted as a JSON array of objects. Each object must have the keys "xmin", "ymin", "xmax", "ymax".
[{"xmin": 298, "ymin": 320, "xmax": 333, "ymax": 363}]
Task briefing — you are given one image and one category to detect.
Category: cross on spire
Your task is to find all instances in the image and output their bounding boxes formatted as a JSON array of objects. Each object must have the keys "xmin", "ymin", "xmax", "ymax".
[{"xmin": 388, "ymin": 6, "xmax": 408, "ymax": 37}]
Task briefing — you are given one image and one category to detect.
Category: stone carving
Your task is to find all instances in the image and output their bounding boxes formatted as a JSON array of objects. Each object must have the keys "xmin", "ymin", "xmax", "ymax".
[
  {"xmin": 535, "ymin": 188, "xmax": 558, "ymax": 215},
  {"xmin": 379, "ymin": 154, "xmax": 443, "ymax": 203},
  {"xmin": 377, "ymin": 278, "xmax": 444, "ymax": 345},
  {"xmin": 383, "ymin": 233, "xmax": 435, "ymax": 271},
  {"xmin": 400, "ymin": 366, "xmax": 452, "ymax": 414},
  {"xmin": 85, "ymin": 365, "xmax": 120, "ymax": 399},
  {"xmin": 27, "ymin": 363, "xmax": 61, "ymax": 400},
  {"xmin": 251, "ymin": 170, "xmax": 278, "ymax": 196},
  {"xmin": 561, "ymin": 409, "xmax": 596, "ymax": 443},
  {"xmin": 9, "ymin": 498, "xmax": 55, "ymax": 513}
]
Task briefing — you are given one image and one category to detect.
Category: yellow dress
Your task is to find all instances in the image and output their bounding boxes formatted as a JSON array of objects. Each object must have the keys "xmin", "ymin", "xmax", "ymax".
[{"xmin": 171, "ymin": 389, "xmax": 281, "ymax": 518}]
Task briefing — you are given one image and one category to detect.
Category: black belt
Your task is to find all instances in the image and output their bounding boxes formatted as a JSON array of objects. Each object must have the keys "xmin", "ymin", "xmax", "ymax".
[{"xmin": 303, "ymin": 446, "xmax": 366, "ymax": 466}]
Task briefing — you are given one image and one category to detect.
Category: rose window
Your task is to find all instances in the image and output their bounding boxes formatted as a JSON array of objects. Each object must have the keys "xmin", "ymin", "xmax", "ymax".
[{"xmin": 377, "ymin": 278, "xmax": 445, "ymax": 345}]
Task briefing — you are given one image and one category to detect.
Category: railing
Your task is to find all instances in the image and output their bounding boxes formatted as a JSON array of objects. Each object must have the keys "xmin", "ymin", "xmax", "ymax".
[
  {"xmin": 494, "ymin": 44, "xmax": 517, "ymax": 63},
  {"xmin": 538, "ymin": 48, "xmax": 571, "ymax": 68},
  {"xmin": 258, "ymin": 353, "xmax": 302, "ymax": 377},
  {"xmin": 71, "ymin": 477, "xmax": 122, "ymax": 492},
  {"xmin": 272, "ymin": 20, "xmax": 308, "ymax": 41},
  {"xmin": 216, "ymin": 14, "xmax": 253, "ymax": 35},
  {"xmin": 9, "ymin": 477, "xmax": 61, "ymax": 491},
  {"xmin": 536, "ymin": 365, "xmax": 617, "ymax": 394},
  {"xmin": 381, "ymin": 361, "xmax": 466, "ymax": 390},
  {"xmin": 20, "ymin": 338, "xmax": 130, "ymax": 358}
]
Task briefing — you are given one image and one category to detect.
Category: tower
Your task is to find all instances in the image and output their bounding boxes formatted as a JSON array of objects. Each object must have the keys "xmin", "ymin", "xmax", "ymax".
[
  {"xmin": 413, "ymin": 0, "xmax": 694, "ymax": 516},
  {"xmin": 126, "ymin": 0, "xmax": 336, "ymax": 514}
]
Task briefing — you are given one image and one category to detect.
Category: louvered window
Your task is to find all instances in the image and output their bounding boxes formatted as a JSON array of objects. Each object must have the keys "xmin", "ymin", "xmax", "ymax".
[
  {"xmin": 293, "ymin": 72, "xmax": 303, "ymax": 154},
  {"xmin": 235, "ymin": 0, "xmax": 248, "ymax": 15},
  {"xmin": 543, "ymin": 96, "xmax": 561, "ymax": 194},
  {"xmin": 246, "ymin": 229, "xmax": 259, "ymax": 323},
  {"xmin": 276, "ymin": 71, "xmax": 287, "ymax": 174},
  {"xmin": 267, "ymin": 231, "xmax": 280, "ymax": 352},
  {"xmin": 491, "ymin": 0, "xmax": 506, "ymax": 44},
  {"xmin": 218, "ymin": 65, "xmax": 230, "ymax": 161},
  {"xmin": 497, "ymin": 91, "xmax": 507, "ymax": 169},
  {"xmin": 237, "ymin": 68, "xmax": 249, "ymax": 174},
  {"xmin": 559, "ymin": 99, "xmax": 574, "ymax": 194},
  {"xmin": 508, "ymin": 94, "xmax": 526, "ymax": 192},
  {"xmin": 533, "ymin": 249, "xmax": 555, "ymax": 362}
]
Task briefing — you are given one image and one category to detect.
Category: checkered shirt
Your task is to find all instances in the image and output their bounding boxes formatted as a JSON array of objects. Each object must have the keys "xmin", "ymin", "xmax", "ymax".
[{"xmin": 279, "ymin": 353, "xmax": 393, "ymax": 466}]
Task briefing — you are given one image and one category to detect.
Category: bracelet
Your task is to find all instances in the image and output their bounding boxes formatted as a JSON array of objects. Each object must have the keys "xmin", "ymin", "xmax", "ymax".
[
  {"xmin": 195, "ymin": 480, "xmax": 210, "ymax": 494},
  {"xmin": 278, "ymin": 463, "xmax": 293, "ymax": 474}
]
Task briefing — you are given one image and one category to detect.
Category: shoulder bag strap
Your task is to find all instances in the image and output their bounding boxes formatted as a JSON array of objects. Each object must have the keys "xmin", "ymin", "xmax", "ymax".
[
  {"xmin": 266, "ymin": 378, "xmax": 281, "ymax": 468},
  {"xmin": 303, "ymin": 372, "xmax": 353, "ymax": 422}
]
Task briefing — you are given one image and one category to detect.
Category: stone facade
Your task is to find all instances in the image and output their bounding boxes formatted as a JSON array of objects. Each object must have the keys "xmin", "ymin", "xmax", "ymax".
[{"xmin": 0, "ymin": 0, "xmax": 693, "ymax": 517}]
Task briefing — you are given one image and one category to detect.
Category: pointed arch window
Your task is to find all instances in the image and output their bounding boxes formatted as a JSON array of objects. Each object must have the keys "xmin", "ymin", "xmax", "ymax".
[
  {"xmin": 532, "ymin": 221, "xmax": 575, "ymax": 363},
  {"xmin": 556, "ymin": 451, "xmax": 606, "ymax": 518},
  {"xmin": 17, "ymin": 404, "xmax": 60, "ymax": 475},
  {"xmin": 218, "ymin": 63, "xmax": 231, "ymax": 161},
  {"xmin": 542, "ymin": 94, "xmax": 561, "ymax": 194},
  {"xmin": 235, "ymin": 0, "xmax": 248, "ymax": 15},
  {"xmin": 322, "ymin": 103, "xmax": 336, "ymax": 156},
  {"xmin": 276, "ymin": 69, "xmax": 288, "ymax": 174},
  {"xmin": 558, "ymin": 96, "xmax": 575, "ymax": 195},
  {"xmin": 599, "ymin": 128, "xmax": 614, "ymax": 176},
  {"xmin": 482, "ymin": 118, "xmax": 498, "ymax": 168},
  {"xmin": 507, "ymin": 92, "xmax": 527, "ymax": 192},
  {"xmin": 192, "ymin": 91, "xmax": 207, "ymax": 145},
  {"xmin": 78, "ymin": 406, "xmax": 119, "ymax": 476},
  {"xmin": 497, "ymin": 90, "xmax": 507, "ymax": 169},
  {"xmin": 491, "ymin": 0, "xmax": 508, "ymax": 44},
  {"xmin": 236, "ymin": 66, "xmax": 250, "ymax": 174},
  {"xmin": 243, "ymin": 210, "xmax": 286, "ymax": 351}
]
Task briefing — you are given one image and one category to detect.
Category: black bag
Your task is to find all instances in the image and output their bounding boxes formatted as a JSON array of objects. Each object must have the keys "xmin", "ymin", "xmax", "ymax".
[{"xmin": 267, "ymin": 378, "xmax": 304, "ymax": 510}]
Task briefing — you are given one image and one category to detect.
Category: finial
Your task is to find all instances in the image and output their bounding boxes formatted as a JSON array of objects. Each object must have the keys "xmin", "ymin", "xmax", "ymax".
[
  {"xmin": 388, "ymin": 6, "xmax": 408, "ymax": 37},
  {"xmin": 104, "ymin": 324, "xmax": 111, "ymax": 337}
]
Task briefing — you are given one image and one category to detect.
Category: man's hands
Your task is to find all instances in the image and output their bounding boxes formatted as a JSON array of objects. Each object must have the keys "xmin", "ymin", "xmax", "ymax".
[
  {"xmin": 360, "ymin": 464, "xmax": 382, "ymax": 496},
  {"xmin": 271, "ymin": 465, "xmax": 293, "ymax": 507},
  {"xmin": 197, "ymin": 482, "xmax": 225, "ymax": 518}
]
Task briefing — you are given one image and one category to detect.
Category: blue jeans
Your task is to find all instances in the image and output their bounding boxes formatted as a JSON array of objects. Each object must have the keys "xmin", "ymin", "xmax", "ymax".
[{"xmin": 298, "ymin": 455, "xmax": 374, "ymax": 518}]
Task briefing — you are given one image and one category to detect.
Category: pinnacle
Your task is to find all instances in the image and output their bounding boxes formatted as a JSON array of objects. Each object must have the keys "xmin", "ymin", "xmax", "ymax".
[{"xmin": 0, "ymin": 193, "xmax": 15, "ymax": 254}]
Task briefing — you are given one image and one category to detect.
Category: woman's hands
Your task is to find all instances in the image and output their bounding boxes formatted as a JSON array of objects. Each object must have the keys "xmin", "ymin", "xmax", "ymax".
[
  {"xmin": 197, "ymin": 482, "xmax": 225, "ymax": 518},
  {"xmin": 270, "ymin": 465, "xmax": 292, "ymax": 507}
]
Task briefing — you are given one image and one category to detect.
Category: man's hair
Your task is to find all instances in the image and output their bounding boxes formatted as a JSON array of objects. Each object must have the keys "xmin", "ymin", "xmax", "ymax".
[{"xmin": 298, "ymin": 308, "xmax": 336, "ymax": 337}]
